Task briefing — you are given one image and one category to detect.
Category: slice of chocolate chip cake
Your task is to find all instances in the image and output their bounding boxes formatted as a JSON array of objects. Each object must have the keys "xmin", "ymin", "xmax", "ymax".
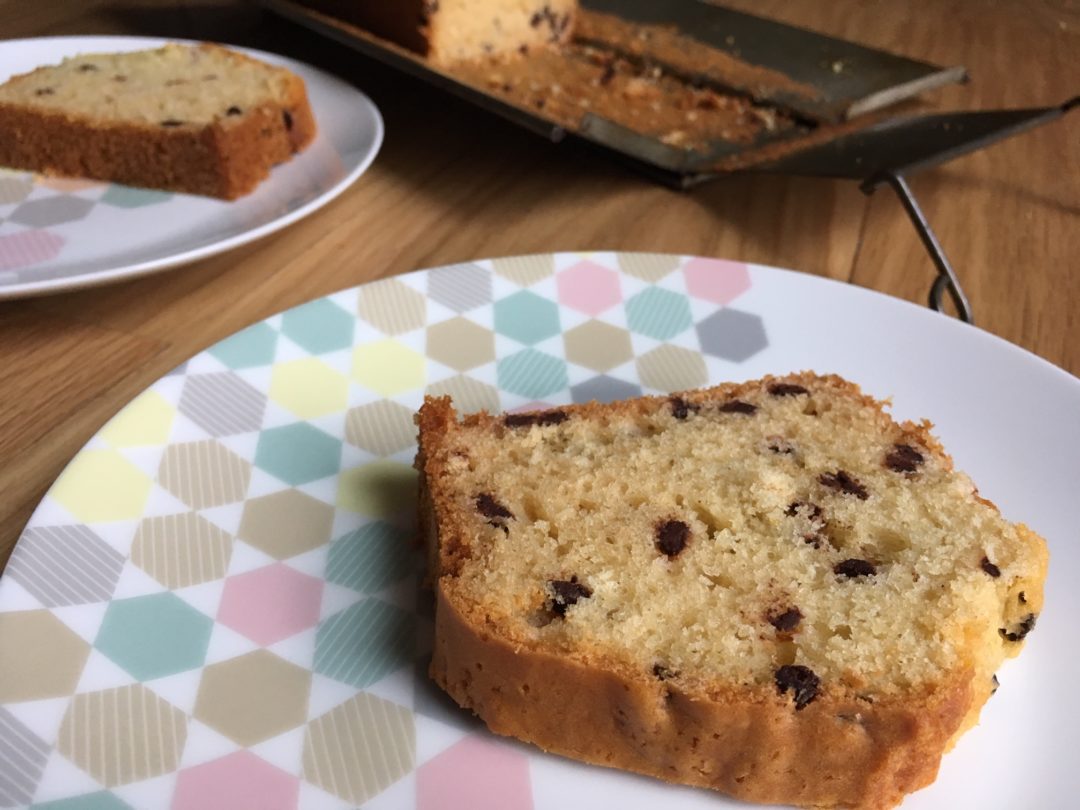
[
  {"xmin": 0, "ymin": 44, "xmax": 315, "ymax": 199},
  {"xmin": 415, "ymin": 372, "xmax": 1047, "ymax": 810}
]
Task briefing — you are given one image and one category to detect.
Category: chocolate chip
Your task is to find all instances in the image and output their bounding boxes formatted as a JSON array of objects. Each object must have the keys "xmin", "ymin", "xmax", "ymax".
[
  {"xmin": 991, "ymin": 674, "xmax": 1000, "ymax": 695},
  {"xmin": 768, "ymin": 383, "xmax": 809, "ymax": 397},
  {"xmin": 768, "ymin": 607, "xmax": 802, "ymax": 632},
  {"xmin": 767, "ymin": 436, "xmax": 796, "ymax": 455},
  {"xmin": 530, "ymin": 11, "xmax": 544, "ymax": 26},
  {"xmin": 999, "ymin": 613, "xmax": 1036, "ymax": 642},
  {"xmin": 719, "ymin": 400, "xmax": 757, "ymax": 415},
  {"xmin": 819, "ymin": 470, "xmax": 869, "ymax": 500},
  {"xmin": 599, "ymin": 63, "xmax": 616, "ymax": 85},
  {"xmin": 834, "ymin": 559, "xmax": 876, "ymax": 578},
  {"xmin": 785, "ymin": 501, "xmax": 823, "ymax": 521},
  {"xmin": 670, "ymin": 397, "xmax": 697, "ymax": 420},
  {"xmin": 1019, "ymin": 591, "xmax": 1027, "ymax": 604},
  {"xmin": 518, "ymin": 44, "xmax": 529, "ymax": 55},
  {"xmin": 420, "ymin": 0, "xmax": 439, "ymax": 21},
  {"xmin": 160, "ymin": 119, "xmax": 185, "ymax": 127},
  {"xmin": 535, "ymin": 98, "xmax": 546, "ymax": 109},
  {"xmin": 652, "ymin": 663, "xmax": 677, "ymax": 680},
  {"xmin": 226, "ymin": 106, "xmax": 242, "ymax": 116},
  {"xmin": 501, "ymin": 82, "xmax": 512, "ymax": 92},
  {"xmin": 548, "ymin": 577, "xmax": 592, "ymax": 617},
  {"xmin": 655, "ymin": 520, "xmax": 689, "ymax": 558},
  {"xmin": 77, "ymin": 64, "xmax": 98, "ymax": 72},
  {"xmin": 775, "ymin": 664, "xmax": 819, "ymax": 710},
  {"xmin": 476, "ymin": 493, "xmax": 513, "ymax": 526},
  {"xmin": 34, "ymin": 87, "xmax": 54, "ymax": 96},
  {"xmin": 505, "ymin": 410, "xmax": 567, "ymax": 428},
  {"xmin": 283, "ymin": 110, "xmax": 293, "ymax": 130},
  {"xmin": 885, "ymin": 443, "xmax": 924, "ymax": 473},
  {"xmin": 981, "ymin": 557, "xmax": 1001, "ymax": 578}
]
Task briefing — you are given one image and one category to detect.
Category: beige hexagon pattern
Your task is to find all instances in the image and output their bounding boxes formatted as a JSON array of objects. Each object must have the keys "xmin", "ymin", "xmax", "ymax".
[
  {"xmin": 58, "ymin": 685, "xmax": 187, "ymax": 787},
  {"xmin": 158, "ymin": 440, "xmax": 252, "ymax": 509},
  {"xmin": 491, "ymin": 254, "xmax": 555, "ymax": 286},
  {"xmin": 636, "ymin": 343, "xmax": 709, "ymax": 392},
  {"xmin": 345, "ymin": 400, "xmax": 416, "ymax": 457},
  {"xmin": 357, "ymin": 278, "xmax": 426, "ymax": 335},
  {"xmin": 302, "ymin": 693, "xmax": 414, "ymax": 805},
  {"xmin": 238, "ymin": 490, "xmax": 334, "ymax": 559},
  {"xmin": 425, "ymin": 374, "xmax": 500, "ymax": 414},
  {"xmin": 426, "ymin": 317, "xmax": 495, "ymax": 371},
  {"xmin": 0, "ymin": 610, "xmax": 90, "ymax": 703},
  {"xmin": 564, "ymin": 320, "xmax": 634, "ymax": 372},
  {"xmin": 618, "ymin": 252, "xmax": 681, "ymax": 282},
  {"xmin": 131, "ymin": 513, "xmax": 233, "ymax": 589},
  {"xmin": 194, "ymin": 650, "xmax": 311, "ymax": 746},
  {"xmin": 0, "ymin": 174, "xmax": 34, "ymax": 205}
]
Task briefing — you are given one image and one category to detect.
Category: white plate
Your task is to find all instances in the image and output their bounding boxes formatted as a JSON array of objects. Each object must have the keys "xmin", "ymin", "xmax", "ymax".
[
  {"xmin": 0, "ymin": 253, "xmax": 1076, "ymax": 809},
  {"xmin": 0, "ymin": 35, "xmax": 383, "ymax": 299}
]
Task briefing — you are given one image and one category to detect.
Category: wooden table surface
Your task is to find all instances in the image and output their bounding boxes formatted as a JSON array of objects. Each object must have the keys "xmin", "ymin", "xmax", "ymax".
[{"xmin": 1, "ymin": 0, "xmax": 1077, "ymax": 569}]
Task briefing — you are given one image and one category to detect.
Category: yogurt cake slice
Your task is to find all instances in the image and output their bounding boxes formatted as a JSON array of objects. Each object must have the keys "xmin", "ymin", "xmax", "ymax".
[
  {"xmin": 0, "ymin": 43, "xmax": 315, "ymax": 198},
  {"xmin": 415, "ymin": 372, "xmax": 1047, "ymax": 809}
]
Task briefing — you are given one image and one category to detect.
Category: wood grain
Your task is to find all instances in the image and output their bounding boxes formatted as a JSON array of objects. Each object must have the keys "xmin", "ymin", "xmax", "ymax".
[{"xmin": 1, "ymin": 0, "xmax": 1077, "ymax": 568}]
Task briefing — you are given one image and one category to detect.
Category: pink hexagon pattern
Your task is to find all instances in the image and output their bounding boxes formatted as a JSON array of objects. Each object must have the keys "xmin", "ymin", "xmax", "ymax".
[
  {"xmin": 217, "ymin": 563, "xmax": 324, "ymax": 646},
  {"xmin": 0, "ymin": 229, "xmax": 65, "ymax": 271},
  {"xmin": 683, "ymin": 257, "xmax": 751, "ymax": 305},
  {"xmin": 172, "ymin": 751, "xmax": 299, "ymax": 810},
  {"xmin": 417, "ymin": 736, "xmax": 533, "ymax": 810},
  {"xmin": 556, "ymin": 260, "xmax": 622, "ymax": 316}
]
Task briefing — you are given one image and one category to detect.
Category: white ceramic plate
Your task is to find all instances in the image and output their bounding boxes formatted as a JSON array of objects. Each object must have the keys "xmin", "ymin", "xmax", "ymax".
[
  {"xmin": 0, "ymin": 35, "xmax": 383, "ymax": 299},
  {"xmin": 0, "ymin": 253, "xmax": 1076, "ymax": 809}
]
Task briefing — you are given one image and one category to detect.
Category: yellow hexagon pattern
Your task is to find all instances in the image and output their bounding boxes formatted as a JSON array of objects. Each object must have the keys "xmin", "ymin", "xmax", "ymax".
[
  {"xmin": 101, "ymin": 390, "xmax": 176, "ymax": 448},
  {"xmin": 337, "ymin": 461, "xmax": 417, "ymax": 518},
  {"xmin": 270, "ymin": 358, "xmax": 349, "ymax": 418},
  {"xmin": 50, "ymin": 449, "xmax": 152, "ymax": 523},
  {"xmin": 352, "ymin": 340, "xmax": 426, "ymax": 397}
]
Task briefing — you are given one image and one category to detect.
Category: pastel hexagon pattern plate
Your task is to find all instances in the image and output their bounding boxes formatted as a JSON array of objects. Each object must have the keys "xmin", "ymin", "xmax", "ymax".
[
  {"xmin": 0, "ymin": 35, "xmax": 384, "ymax": 299},
  {"xmin": 4, "ymin": 252, "xmax": 1067, "ymax": 810}
]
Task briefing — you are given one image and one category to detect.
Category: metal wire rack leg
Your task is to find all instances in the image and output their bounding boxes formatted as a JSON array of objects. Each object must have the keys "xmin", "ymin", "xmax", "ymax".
[{"xmin": 861, "ymin": 172, "xmax": 974, "ymax": 324}]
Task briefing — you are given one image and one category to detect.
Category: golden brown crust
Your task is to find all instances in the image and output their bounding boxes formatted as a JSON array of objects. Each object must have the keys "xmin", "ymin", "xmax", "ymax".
[
  {"xmin": 431, "ymin": 580, "xmax": 972, "ymax": 810},
  {"xmin": 416, "ymin": 372, "xmax": 1044, "ymax": 809},
  {"xmin": 0, "ymin": 47, "xmax": 316, "ymax": 199}
]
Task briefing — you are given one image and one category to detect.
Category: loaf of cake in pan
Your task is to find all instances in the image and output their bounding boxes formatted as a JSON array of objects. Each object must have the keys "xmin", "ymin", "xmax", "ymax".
[{"xmin": 301, "ymin": 0, "xmax": 577, "ymax": 64}]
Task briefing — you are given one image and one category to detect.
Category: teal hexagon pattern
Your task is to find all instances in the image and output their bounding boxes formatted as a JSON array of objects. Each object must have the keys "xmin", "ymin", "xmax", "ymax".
[
  {"xmin": 325, "ymin": 521, "xmax": 413, "ymax": 594},
  {"xmin": 254, "ymin": 423, "xmax": 342, "ymax": 485},
  {"xmin": 494, "ymin": 290, "xmax": 560, "ymax": 345},
  {"xmin": 314, "ymin": 599, "xmax": 413, "ymax": 689},
  {"xmin": 100, "ymin": 186, "xmax": 173, "ymax": 208},
  {"xmin": 95, "ymin": 594, "xmax": 213, "ymax": 680},
  {"xmin": 32, "ymin": 793, "xmax": 134, "ymax": 810},
  {"xmin": 281, "ymin": 299, "xmax": 355, "ymax": 354},
  {"xmin": 625, "ymin": 287, "xmax": 693, "ymax": 340},
  {"xmin": 208, "ymin": 322, "xmax": 279, "ymax": 369},
  {"xmin": 497, "ymin": 349, "xmax": 568, "ymax": 399}
]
